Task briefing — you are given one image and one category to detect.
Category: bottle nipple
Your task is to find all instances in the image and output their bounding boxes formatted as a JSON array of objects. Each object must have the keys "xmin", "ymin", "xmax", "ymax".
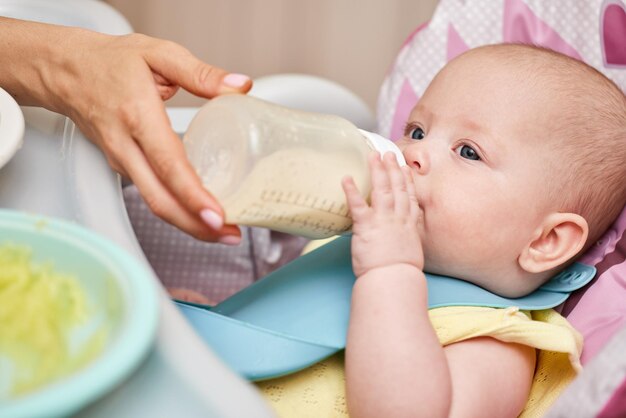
[{"xmin": 359, "ymin": 129, "xmax": 406, "ymax": 166}]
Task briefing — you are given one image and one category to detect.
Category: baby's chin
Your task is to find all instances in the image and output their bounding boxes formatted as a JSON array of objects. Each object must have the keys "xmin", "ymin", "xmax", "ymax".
[{"xmin": 421, "ymin": 250, "xmax": 452, "ymax": 277}]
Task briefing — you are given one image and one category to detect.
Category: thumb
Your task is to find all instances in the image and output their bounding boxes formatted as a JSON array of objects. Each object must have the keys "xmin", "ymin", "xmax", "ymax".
[{"xmin": 145, "ymin": 41, "xmax": 252, "ymax": 98}]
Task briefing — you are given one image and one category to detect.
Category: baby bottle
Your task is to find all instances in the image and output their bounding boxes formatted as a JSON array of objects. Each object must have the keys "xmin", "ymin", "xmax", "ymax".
[{"xmin": 183, "ymin": 94, "xmax": 405, "ymax": 239}]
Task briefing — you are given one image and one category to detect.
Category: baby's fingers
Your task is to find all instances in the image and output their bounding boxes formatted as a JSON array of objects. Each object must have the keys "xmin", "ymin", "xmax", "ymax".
[
  {"xmin": 342, "ymin": 176, "xmax": 369, "ymax": 220},
  {"xmin": 402, "ymin": 165, "xmax": 420, "ymax": 219},
  {"xmin": 369, "ymin": 152, "xmax": 394, "ymax": 211},
  {"xmin": 383, "ymin": 152, "xmax": 409, "ymax": 215}
]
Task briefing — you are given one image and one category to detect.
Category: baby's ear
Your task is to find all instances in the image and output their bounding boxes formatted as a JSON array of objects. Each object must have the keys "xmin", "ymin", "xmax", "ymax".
[{"xmin": 518, "ymin": 213, "xmax": 588, "ymax": 274}]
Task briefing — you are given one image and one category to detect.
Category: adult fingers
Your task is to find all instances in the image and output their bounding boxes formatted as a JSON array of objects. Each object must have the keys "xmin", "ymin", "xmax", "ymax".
[
  {"xmin": 121, "ymin": 94, "xmax": 230, "ymax": 231},
  {"xmin": 112, "ymin": 126, "xmax": 241, "ymax": 242},
  {"xmin": 153, "ymin": 72, "xmax": 180, "ymax": 100},
  {"xmin": 144, "ymin": 40, "xmax": 252, "ymax": 98}
]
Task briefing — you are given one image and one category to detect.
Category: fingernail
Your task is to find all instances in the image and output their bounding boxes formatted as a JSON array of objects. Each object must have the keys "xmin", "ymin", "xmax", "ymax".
[
  {"xmin": 200, "ymin": 209, "xmax": 223, "ymax": 230},
  {"xmin": 222, "ymin": 73, "xmax": 250, "ymax": 88},
  {"xmin": 219, "ymin": 235, "xmax": 242, "ymax": 246}
]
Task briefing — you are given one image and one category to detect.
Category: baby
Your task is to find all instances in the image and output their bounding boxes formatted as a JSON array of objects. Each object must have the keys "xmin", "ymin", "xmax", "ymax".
[
  {"xmin": 342, "ymin": 43, "xmax": 626, "ymax": 418},
  {"xmin": 257, "ymin": 44, "xmax": 626, "ymax": 418}
]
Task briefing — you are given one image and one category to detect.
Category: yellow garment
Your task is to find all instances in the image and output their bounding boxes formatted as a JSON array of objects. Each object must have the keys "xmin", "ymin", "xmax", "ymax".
[{"xmin": 256, "ymin": 306, "xmax": 582, "ymax": 418}]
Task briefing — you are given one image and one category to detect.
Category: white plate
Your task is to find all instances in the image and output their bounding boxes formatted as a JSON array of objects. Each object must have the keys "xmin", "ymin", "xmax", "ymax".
[{"xmin": 0, "ymin": 87, "xmax": 24, "ymax": 170}]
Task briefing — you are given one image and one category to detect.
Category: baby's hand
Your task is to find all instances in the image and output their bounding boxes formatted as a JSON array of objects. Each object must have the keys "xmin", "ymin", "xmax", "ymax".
[
  {"xmin": 167, "ymin": 287, "xmax": 213, "ymax": 305},
  {"xmin": 342, "ymin": 152, "xmax": 424, "ymax": 278}
]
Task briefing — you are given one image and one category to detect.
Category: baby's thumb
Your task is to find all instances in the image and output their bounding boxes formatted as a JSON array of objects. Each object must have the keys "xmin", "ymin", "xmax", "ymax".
[{"xmin": 146, "ymin": 44, "xmax": 252, "ymax": 98}]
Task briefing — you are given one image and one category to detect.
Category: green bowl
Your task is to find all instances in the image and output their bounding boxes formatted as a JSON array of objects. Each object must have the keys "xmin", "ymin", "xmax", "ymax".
[{"xmin": 0, "ymin": 209, "xmax": 159, "ymax": 418}]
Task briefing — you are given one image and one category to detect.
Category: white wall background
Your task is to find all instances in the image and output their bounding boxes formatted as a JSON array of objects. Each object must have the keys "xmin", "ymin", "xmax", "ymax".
[{"xmin": 105, "ymin": 0, "xmax": 439, "ymax": 110}]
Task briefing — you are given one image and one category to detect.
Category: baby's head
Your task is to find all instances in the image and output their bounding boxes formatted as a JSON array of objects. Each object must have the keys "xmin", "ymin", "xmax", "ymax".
[{"xmin": 397, "ymin": 43, "xmax": 626, "ymax": 297}]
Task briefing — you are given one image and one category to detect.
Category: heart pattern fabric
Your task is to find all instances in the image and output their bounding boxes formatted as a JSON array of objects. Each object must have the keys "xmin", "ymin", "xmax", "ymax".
[{"xmin": 602, "ymin": 1, "xmax": 626, "ymax": 67}]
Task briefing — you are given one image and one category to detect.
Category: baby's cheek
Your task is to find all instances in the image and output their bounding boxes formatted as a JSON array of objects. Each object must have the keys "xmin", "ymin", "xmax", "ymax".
[{"xmin": 422, "ymin": 214, "xmax": 480, "ymax": 264}]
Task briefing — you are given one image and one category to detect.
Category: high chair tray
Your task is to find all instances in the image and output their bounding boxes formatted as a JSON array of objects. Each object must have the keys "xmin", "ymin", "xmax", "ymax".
[{"xmin": 177, "ymin": 235, "xmax": 595, "ymax": 381}]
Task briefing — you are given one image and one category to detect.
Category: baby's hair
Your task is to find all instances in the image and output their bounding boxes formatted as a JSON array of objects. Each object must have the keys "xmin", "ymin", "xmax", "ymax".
[{"xmin": 468, "ymin": 44, "xmax": 626, "ymax": 248}]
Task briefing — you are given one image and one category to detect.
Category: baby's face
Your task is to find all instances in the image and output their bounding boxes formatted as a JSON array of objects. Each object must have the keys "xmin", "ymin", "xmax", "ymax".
[{"xmin": 397, "ymin": 54, "xmax": 562, "ymax": 293}]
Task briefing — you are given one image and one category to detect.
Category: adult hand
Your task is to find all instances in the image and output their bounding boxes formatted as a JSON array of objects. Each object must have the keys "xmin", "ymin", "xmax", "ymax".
[{"xmin": 0, "ymin": 17, "xmax": 248, "ymax": 243}]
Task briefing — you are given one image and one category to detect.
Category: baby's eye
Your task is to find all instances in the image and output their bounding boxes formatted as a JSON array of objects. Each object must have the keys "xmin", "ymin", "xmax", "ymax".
[
  {"xmin": 408, "ymin": 126, "xmax": 425, "ymax": 140},
  {"xmin": 455, "ymin": 144, "xmax": 480, "ymax": 161}
]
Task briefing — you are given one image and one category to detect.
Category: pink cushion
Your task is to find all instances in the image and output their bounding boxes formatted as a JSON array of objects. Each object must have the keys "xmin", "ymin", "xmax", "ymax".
[{"xmin": 562, "ymin": 208, "xmax": 626, "ymax": 364}]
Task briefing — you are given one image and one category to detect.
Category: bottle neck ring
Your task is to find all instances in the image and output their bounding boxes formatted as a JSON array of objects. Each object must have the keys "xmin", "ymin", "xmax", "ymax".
[{"xmin": 358, "ymin": 129, "xmax": 406, "ymax": 166}]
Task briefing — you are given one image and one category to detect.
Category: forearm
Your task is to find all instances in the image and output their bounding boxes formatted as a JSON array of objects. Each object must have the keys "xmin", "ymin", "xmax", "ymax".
[
  {"xmin": 0, "ymin": 17, "xmax": 88, "ymax": 112},
  {"xmin": 346, "ymin": 264, "xmax": 452, "ymax": 418}
]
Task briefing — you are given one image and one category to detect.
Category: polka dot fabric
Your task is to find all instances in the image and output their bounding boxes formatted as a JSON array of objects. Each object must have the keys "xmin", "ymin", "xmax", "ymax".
[
  {"xmin": 123, "ymin": 185, "xmax": 307, "ymax": 304},
  {"xmin": 377, "ymin": 0, "xmax": 626, "ymax": 141}
]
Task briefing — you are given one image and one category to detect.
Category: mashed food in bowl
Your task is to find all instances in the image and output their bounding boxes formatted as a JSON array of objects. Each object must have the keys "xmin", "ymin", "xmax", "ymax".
[{"xmin": 0, "ymin": 243, "xmax": 108, "ymax": 398}]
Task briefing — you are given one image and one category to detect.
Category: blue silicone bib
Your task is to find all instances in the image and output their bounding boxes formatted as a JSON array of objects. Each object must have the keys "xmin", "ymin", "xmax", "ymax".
[{"xmin": 176, "ymin": 235, "xmax": 595, "ymax": 380}]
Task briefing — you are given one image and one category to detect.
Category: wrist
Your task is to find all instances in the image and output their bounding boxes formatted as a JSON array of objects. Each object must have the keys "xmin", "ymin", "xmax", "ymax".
[
  {"xmin": 35, "ymin": 25, "xmax": 94, "ymax": 114},
  {"xmin": 355, "ymin": 263, "xmax": 426, "ymax": 287},
  {"xmin": 356, "ymin": 262, "xmax": 423, "ymax": 279},
  {"xmin": 0, "ymin": 17, "xmax": 90, "ymax": 112},
  {"xmin": 352, "ymin": 264, "xmax": 428, "ymax": 306},
  {"xmin": 0, "ymin": 18, "xmax": 53, "ymax": 106}
]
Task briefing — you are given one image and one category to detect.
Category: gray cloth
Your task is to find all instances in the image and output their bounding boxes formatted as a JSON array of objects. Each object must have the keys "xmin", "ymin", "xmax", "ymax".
[{"xmin": 123, "ymin": 185, "xmax": 308, "ymax": 303}]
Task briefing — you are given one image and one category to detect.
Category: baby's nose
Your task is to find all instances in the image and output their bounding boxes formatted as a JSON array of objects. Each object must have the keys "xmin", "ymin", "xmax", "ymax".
[{"xmin": 403, "ymin": 142, "xmax": 430, "ymax": 175}]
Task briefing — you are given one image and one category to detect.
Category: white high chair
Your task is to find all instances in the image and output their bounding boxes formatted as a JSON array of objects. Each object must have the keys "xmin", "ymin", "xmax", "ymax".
[{"xmin": 0, "ymin": 1, "xmax": 374, "ymax": 416}]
